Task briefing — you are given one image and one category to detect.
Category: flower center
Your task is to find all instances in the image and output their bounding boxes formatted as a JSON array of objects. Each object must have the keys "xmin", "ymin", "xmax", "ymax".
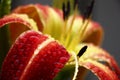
[
  {"xmin": 58, "ymin": 0, "xmax": 94, "ymax": 51},
  {"xmin": 43, "ymin": 0, "xmax": 95, "ymax": 52}
]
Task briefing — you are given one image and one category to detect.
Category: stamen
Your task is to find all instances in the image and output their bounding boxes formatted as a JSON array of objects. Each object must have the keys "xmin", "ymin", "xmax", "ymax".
[
  {"xmin": 62, "ymin": 3, "xmax": 66, "ymax": 20},
  {"xmin": 62, "ymin": 0, "xmax": 71, "ymax": 20},
  {"xmin": 67, "ymin": 0, "xmax": 70, "ymax": 15},
  {"xmin": 78, "ymin": 0, "xmax": 95, "ymax": 43},
  {"xmin": 65, "ymin": 5, "xmax": 78, "ymax": 48},
  {"xmin": 83, "ymin": 0, "xmax": 95, "ymax": 21},
  {"xmin": 67, "ymin": 0, "xmax": 95, "ymax": 50},
  {"xmin": 77, "ymin": 46, "xmax": 87, "ymax": 57},
  {"xmin": 74, "ymin": 0, "xmax": 78, "ymax": 10},
  {"xmin": 60, "ymin": 0, "xmax": 71, "ymax": 46}
]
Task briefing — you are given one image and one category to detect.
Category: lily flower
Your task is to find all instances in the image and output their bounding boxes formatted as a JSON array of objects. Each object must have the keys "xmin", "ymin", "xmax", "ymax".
[{"xmin": 0, "ymin": 0, "xmax": 120, "ymax": 80}]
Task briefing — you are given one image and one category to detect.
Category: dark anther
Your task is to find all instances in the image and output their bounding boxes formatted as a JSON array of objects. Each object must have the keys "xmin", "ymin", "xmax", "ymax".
[
  {"xmin": 74, "ymin": 0, "xmax": 78, "ymax": 9},
  {"xmin": 62, "ymin": 0, "xmax": 71, "ymax": 20},
  {"xmin": 83, "ymin": 0, "xmax": 95, "ymax": 20},
  {"xmin": 62, "ymin": 3, "xmax": 66, "ymax": 20},
  {"xmin": 67, "ymin": 0, "xmax": 70, "ymax": 15},
  {"xmin": 77, "ymin": 46, "xmax": 88, "ymax": 57}
]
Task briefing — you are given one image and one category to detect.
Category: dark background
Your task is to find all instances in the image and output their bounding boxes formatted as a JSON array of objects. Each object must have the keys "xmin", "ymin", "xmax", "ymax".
[{"xmin": 12, "ymin": 0, "xmax": 120, "ymax": 80}]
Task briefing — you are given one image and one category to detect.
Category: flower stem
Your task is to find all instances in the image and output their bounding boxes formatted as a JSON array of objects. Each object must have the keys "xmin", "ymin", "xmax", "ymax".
[{"xmin": 0, "ymin": 0, "xmax": 11, "ymax": 69}]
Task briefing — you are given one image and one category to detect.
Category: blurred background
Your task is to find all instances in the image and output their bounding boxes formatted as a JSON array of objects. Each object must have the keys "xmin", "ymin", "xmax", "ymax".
[{"xmin": 11, "ymin": 0, "xmax": 120, "ymax": 80}]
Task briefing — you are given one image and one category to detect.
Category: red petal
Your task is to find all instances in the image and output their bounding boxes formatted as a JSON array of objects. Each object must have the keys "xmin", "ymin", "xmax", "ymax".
[
  {"xmin": 0, "ymin": 13, "xmax": 38, "ymax": 43},
  {"xmin": 76, "ymin": 43, "xmax": 120, "ymax": 79},
  {"xmin": 36, "ymin": 4, "xmax": 63, "ymax": 19},
  {"xmin": 92, "ymin": 52, "xmax": 120, "ymax": 78},
  {"xmin": 12, "ymin": 4, "xmax": 63, "ymax": 31},
  {"xmin": 83, "ymin": 22, "xmax": 103, "ymax": 46},
  {"xmin": 0, "ymin": 30, "xmax": 70, "ymax": 80},
  {"xmin": 80, "ymin": 60, "xmax": 119, "ymax": 80},
  {"xmin": 13, "ymin": 4, "xmax": 44, "ymax": 31},
  {"xmin": 0, "ymin": 14, "xmax": 34, "ymax": 28}
]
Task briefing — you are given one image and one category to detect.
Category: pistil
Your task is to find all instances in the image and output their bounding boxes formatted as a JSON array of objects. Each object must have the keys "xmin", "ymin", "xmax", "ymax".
[{"xmin": 68, "ymin": 0, "xmax": 95, "ymax": 50}]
